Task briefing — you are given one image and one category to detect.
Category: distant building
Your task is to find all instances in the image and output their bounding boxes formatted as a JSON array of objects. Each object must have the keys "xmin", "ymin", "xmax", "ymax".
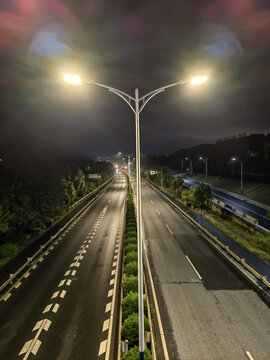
[{"xmin": 216, "ymin": 133, "xmax": 265, "ymax": 162}]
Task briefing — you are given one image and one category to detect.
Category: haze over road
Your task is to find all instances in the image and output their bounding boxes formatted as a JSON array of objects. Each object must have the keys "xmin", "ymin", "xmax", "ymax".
[
  {"xmin": 0, "ymin": 174, "xmax": 126, "ymax": 360},
  {"xmin": 141, "ymin": 180, "xmax": 270, "ymax": 360}
]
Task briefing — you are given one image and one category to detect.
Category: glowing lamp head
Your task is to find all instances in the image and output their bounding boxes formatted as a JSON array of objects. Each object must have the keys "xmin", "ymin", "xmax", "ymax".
[
  {"xmin": 190, "ymin": 75, "xmax": 208, "ymax": 86},
  {"xmin": 63, "ymin": 73, "xmax": 82, "ymax": 86}
]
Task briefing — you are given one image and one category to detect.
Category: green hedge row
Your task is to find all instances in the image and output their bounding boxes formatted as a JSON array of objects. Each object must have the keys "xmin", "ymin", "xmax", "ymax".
[{"xmin": 121, "ymin": 179, "xmax": 152, "ymax": 359}]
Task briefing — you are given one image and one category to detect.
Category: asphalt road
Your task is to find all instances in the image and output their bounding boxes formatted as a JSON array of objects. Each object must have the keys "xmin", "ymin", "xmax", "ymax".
[
  {"xmin": 0, "ymin": 173, "xmax": 126, "ymax": 360},
  {"xmin": 141, "ymin": 180, "xmax": 270, "ymax": 360},
  {"xmin": 181, "ymin": 176, "xmax": 270, "ymax": 230}
]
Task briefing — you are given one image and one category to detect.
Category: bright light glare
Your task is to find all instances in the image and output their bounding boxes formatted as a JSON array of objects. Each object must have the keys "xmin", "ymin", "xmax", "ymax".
[
  {"xmin": 190, "ymin": 75, "xmax": 208, "ymax": 86},
  {"xmin": 63, "ymin": 73, "xmax": 82, "ymax": 85}
]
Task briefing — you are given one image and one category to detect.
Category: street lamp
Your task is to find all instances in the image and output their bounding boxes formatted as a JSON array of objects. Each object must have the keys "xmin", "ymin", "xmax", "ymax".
[
  {"xmin": 118, "ymin": 152, "xmax": 134, "ymax": 178},
  {"xmin": 231, "ymin": 157, "xmax": 243, "ymax": 195},
  {"xmin": 63, "ymin": 71, "xmax": 208, "ymax": 359},
  {"xmin": 199, "ymin": 156, "xmax": 208, "ymax": 183},
  {"xmin": 185, "ymin": 156, "xmax": 193, "ymax": 176}
]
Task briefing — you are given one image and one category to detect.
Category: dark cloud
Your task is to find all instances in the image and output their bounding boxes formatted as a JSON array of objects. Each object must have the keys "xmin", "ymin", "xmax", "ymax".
[{"xmin": 0, "ymin": 0, "xmax": 269, "ymax": 158}]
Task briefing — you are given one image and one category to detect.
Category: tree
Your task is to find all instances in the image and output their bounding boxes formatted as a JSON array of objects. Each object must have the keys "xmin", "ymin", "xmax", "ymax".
[
  {"xmin": 194, "ymin": 183, "xmax": 212, "ymax": 209},
  {"xmin": 172, "ymin": 177, "xmax": 184, "ymax": 198},
  {"xmin": 181, "ymin": 189, "xmax": 195, "ymax": 207}
]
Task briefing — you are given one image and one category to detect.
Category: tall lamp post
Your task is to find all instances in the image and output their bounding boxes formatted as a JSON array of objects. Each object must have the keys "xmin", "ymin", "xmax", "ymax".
[
  {"xmin": 119, "ymin": 152, "xmax": 134, "ymax": 178},
  {"xmin": 199, "ymin": 156, "xmax": 208, "ymax": 183},
  {"xmin": 63, "ymin": 71, "xmax": 208, "ymax": 359},
  {"xmin": 232, "ymin": 157, "xmax": 243, "ymax": 195},
  {"xmin": 185, "ymin": 156, "xmax": 193, "ymax": 176}
]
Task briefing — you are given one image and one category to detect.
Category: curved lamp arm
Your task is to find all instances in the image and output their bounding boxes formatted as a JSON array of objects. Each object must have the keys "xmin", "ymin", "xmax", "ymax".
[{"xmin": 86, "ymin": 80, "xmax": 136, "ymax": 114}]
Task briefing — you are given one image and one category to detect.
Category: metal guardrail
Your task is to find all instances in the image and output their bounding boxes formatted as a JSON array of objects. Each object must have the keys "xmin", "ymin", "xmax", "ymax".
[
  {"xmin": 146, "ymin": 181, "xmax": 270, "ymax": 291},
  {"xmin": 0, "ymin": 176, "xmax": 114, "ymax": 295},
  {"xmin": 212, "ymin": 197, "xmax": 268, "ymax": 233}
]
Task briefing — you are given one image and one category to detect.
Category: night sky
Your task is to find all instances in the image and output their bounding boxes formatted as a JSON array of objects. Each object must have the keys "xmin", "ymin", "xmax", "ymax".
[{"xmin": 0, "ymin": 0, "xmax": 269, "ymax": 158}]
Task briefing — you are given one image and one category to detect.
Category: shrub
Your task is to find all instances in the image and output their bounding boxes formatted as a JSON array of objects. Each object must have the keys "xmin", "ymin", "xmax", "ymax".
[
  {"xmin": 125, "ymin": 261, "xmax": 138, "ymax": 277},
  {"xmin": 125, "ymin": 226, "xmax": 136, "ymax": 234},
  {"xmin": 125, "ymin": 231, "xmax": 137, "ymax": 238},
  {"xmin": 122, "ymin": 291, "xmax": 147, "ymax": 321},
  {"xmin": 124, "ymin": 237, "xmax": 137, "ymax": 246},
  {"xmin": 125, "ymin": 244, "xmax": 137, "ymax": 254},
  {"xmin": 122, "ymin": 275, "xmax": 138, "ymax": 296},
  {"xmin": 124, "ymin": 251, "xmax": 137, "ymax": 265},
  {"xmin": 122, "ymin": 346, "xmax": 152, "ymax": 360},
  {"xmin": 0, "ymin": 243, "xmax": 18, "ymax": 259},
  {"xmin": 121, "ymin": 313, "xmax": 150, "ymax": 347}
]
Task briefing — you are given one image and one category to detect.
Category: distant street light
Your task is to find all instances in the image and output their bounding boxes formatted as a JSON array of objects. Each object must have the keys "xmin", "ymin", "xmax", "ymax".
[
  {"xmin": 232, "ymin": 157, "xmax": 243, "ymax": 195},
  {"xmin": 185, "ymin": 156, "xmax": 193, "ymax": 176},
  {"xmin": 199, "ymin": 156, "xmax": 208, "ymax": 183},
  {"xmin": 63, "ymin": 70, "xmax": 208, "ymax": 360},
  {"xmin": 118, "ymin": 152, "xmax": 134, "ymax": 178}
]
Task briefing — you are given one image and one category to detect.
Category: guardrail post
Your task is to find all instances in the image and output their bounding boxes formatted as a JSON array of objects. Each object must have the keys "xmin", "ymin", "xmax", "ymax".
[{"xmin": 9, "ymin": 273, "xmax": 14, "ymax": 285}]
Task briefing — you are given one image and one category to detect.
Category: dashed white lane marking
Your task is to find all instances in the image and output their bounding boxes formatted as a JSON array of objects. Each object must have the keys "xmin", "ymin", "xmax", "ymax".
[
  {"xmin": 3, "ymin": 293, "xmax": 11, "ymax": 301},
  {"xmin": 66, "ymin": 279, "xmax": 72, "ymax": 286},
  {"xmin": 156, "ymin": 208, "xmax": 160, "ymax": 215},
  {"xmin": 108, "ymin": 289, "xmax": 113, "ymax": 297},
  {"xmin": 38, "ymin": 257, "xmax": 44, "ymax": 263},
  {"xmin": 71, "ymin": 270, "xmax": 77, "ymax": 276},
  {"xmin": 14, "ymin": 281, "xmax": 22, "ymax": 289},
  {"xmin": 64, "ymin": 270, "xmax": 71, "ymax": 276},
  {"xmin": 58, "ymin": 280, "xmax": 66, "ymax": 287},
  {"xmin": 245, "ymin": 351, "xmax": 255, "ymax": 360},
  {"xmin": 43, "ymin": 304, "xmax": 53, "ymax": 313},
  {"xmin": 24, "ymin": 272, "xmax": 30, "ymax": 279},
  {"xmin": 98, "ymin": 339, "xmax": 107, "ymax": 356},
  {"xmin": 111, "ymin": 270, "xmax": 116, "ymax": 276},
  {"xmin": 105, "ymin": 302, "xmax": 112, "ymax": 313},
  {"xmin": 113, "ymin": 255, "xmax": 117, "ymax": 260},
  {"xmin": 112, "ymin": 261, "xmax": 117, "ymax": 267},
  {"xmin": 19, "ymin": 319, "xmax": 51, "ymax": 358},
  {"xmin": 110, "ymin": 279, "xmax": 115, "ymax": 286},
  {"xmin": 102, "ymin": 319, "xmax": 110, "ymax": 332},
  {"xmin": 52, "ymin": 304, "xmax": 60, "ymax": 313},
  {"xmin": 165, "ymin": 223, "xmax": 173, "ymax": 235},
  {"xmin": 31, "ymin": 264, "xmax": 37, "ymax": 270},
  {"xmin": 60, "ymin": 290, "xmax": 66, "ymax": 298},
  {"xmin": 150, "ymin": 200, "xmax": 154, "ymax": 204},
  {"xmin": 51, "ymin": 291, "xmax": 59, "ymax": 299},
  {"xmin": 185, "ymin": 255, "xmax": 202, "ymax": 280}
]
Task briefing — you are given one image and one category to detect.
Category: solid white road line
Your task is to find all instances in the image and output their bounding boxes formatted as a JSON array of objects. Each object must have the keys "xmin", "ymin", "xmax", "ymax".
[
  {"xmin": 245, "ymin": 351, "xmax": 255, "ymax": 360},
  {"xmin": 156, "ymin": 208, "xmax": 160, "ymax": 215},
  {"xmin": 144, "ymin": 243, "xmax": 170, "ymax": 360},
  {"xmin": 165, "ymin": 223, "xmax": 173, "ymax": 235},
  {"xmin": 185, "ymin": 255, "xmax": 202, "ymax": 280}
]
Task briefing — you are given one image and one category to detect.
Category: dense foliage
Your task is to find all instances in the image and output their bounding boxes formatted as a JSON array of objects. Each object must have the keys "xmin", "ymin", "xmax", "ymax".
[{"xmin": 0, "ymin": 155, "xmax": 113, "ymax": 256}]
